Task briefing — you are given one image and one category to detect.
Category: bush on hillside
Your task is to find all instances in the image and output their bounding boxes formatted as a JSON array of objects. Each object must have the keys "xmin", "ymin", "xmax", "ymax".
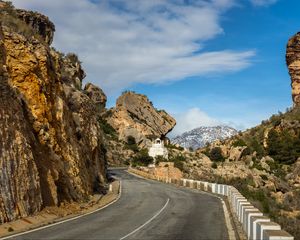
[
  {"xmin": 166, "ymin": 144, "xmax": 184, "ymax": 151},
  {"xmin": 169, "ymin": 154, "xmax": 186, "ymax": 171},
  {"xmin": 232, "ymin": 138, "xmax": 247, "ymax": 147},
  {"xmin": 267, "ymin": 129, "xmax": 300, "ymax": 165},
  {"xmin": 209, "ymin": 147, "xmax": 225, "ymax": 162},
  {"xmin": 132, "ymin": 149, "xmax": 153, "ymax": 166},
  {"xmin": 98, "ymin": 118, "xmax": 117, "ymax": 138},
  {"xmin": 125, "ymin": 135, "xmax": 139, "ymax": 152}
]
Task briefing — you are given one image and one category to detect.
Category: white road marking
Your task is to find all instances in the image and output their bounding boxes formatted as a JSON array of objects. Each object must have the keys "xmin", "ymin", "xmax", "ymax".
[
  {"xmin": 0, "ymin": 179, "xmax": 122, "ymax": 240},
  {"xmin": 219, "ymin": 198, "xmax": 236, "ymax": 240},
  {"xmin": 120, "ymin": 198, "xmax": 170, "ymax": 240}
]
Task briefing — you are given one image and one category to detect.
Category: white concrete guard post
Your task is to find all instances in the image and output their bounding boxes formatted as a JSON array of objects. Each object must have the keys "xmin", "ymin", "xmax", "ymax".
[
  {"xmin": 189, "ymin": 180, "xmax": 194, "ymax": 188},
  {"xmin": 204, "ymin": 182, "xmax": 208, "ymax": 191},
  {"xmin": 242, "ymin": 208, "xmax": 262, "ymax": 236},
  {"xmin": 196, "ymin": 181, "xmax": 201, "ymax": 190},
  {"xmin": 250, "ymin": 216, "xmax": 271, "ymax": 240},
  {"xmin": 211, "ymin": 183, "xmax": 217, "ymax": 193},
  {"xmin": 263, "ymin": 229, "xmax": 294, "ymax": 240},
  {"xmin": 234, "ymin": 196, "xmax": 247, "ymax": 214},
  {"xmin": 238, "ymin": 202, "xmax": 252, "ymax": 222},
  {"xmin": 256, "ymin": 221, "xmax": 281, "ymax": 240}
]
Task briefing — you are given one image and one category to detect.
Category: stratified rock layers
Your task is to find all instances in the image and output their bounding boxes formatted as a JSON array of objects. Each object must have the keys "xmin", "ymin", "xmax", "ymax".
[
  {"xmin": 106, "ymin": 91, "xmax": 176, "ymax": 145},
  {"xmin": 0, "ymin": 3, "xmax": 106, "ymax": 223},
  {"xmin": 287, "ymin": 32, "xmax": 300, "ymax": 106}
]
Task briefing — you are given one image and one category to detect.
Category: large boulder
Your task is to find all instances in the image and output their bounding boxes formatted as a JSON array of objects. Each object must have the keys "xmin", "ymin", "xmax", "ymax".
[
  {"xmin": 106, "ymin": 91, "xmax": 176, "ymax": 146},
  {"xmin": 84, "ymin": 83, "xmax": 107, "ymax": 112}
]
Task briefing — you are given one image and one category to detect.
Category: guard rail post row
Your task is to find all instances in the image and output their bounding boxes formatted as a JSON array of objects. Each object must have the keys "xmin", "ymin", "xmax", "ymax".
[{"xmin": 128, "ymin": 168, "xmax": 294, "ymax": 240}]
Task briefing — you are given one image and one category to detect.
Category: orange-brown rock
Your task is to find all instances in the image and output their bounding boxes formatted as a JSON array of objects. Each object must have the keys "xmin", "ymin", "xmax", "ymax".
[
  {"xmin": 0, "ymin": 2, "xmax": 107, "ymax": 223},
  {"xmin": 286, "ymin": 32, "xmax": 300, "ymax": 106},
  {"xmin": 106, "ymin": 91, "xmax": 176, "ymax": 146}
]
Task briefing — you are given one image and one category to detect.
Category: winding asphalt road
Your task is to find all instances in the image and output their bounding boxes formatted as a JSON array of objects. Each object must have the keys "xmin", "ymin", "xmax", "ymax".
[{"xmin": 7, "ymin": 169, "xmax": 229, "ymax": 240}]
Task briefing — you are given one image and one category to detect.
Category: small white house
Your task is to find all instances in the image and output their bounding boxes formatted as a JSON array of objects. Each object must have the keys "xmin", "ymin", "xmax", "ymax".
[{"xmin": 148, "ymin": 138, "xmax": 168, "ymax": 160}]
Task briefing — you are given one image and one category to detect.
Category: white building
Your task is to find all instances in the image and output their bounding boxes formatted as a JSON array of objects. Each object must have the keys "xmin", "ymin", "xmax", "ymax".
[{"xmin": 148, "ymin": 138, "xmax": 168, "ymax": 160}]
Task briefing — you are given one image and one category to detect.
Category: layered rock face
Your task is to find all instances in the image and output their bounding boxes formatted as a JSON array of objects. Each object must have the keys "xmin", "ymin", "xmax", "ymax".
[
  {"xmin": 106, "ymin": 91, "xmax": 176, "ymax": 146},
  {"xmin": 286, "ymin": 32, "xmax": 300, "ymax": 106},
  {"xmin": 0, "ymin": 2, "xmax": 107, "ymax": 223}
]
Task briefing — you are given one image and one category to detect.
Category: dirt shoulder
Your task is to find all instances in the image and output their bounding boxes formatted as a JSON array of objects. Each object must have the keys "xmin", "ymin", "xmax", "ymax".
[{"xmin": 0, "ymin": 180, "xmax": 120, "ymax": 238}]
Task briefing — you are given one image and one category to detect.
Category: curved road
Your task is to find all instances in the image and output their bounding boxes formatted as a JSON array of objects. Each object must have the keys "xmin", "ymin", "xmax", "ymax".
[{"xmin": 8, "ymin": 169, "xmax": 228, "ymax": 240}]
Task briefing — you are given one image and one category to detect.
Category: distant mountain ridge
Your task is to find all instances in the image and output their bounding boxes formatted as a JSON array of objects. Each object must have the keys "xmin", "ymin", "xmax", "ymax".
[{"xmin": 171, "ymin": 126, "xmax": 238, "ymax": 150}]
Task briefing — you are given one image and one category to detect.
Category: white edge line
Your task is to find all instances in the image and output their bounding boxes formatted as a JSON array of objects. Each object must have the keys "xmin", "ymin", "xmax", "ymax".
[
  {"xmin": 120, "ymin": 198, "xmax": 170, "ymax": 240},
  {"xmin": 0, "ymin": 179, "xmax": 122, "ymax": 240},
  {"xmin": 219, "ymin": 197, "xmax": 236, "ymax": 240}
]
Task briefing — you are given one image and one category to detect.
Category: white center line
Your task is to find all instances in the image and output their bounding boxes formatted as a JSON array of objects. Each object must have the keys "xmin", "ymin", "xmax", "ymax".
[{"xmin": 120, "ymin": 198, "xmax": 170, "ymax": 240}]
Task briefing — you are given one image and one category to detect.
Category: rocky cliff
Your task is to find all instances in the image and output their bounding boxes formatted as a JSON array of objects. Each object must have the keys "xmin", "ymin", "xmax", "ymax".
[
  {"xmin": 287, "ymin": 32, "xmax": 300, "ymax": 106},
  {"xmin": 0, "ymin": 2, "xmax": 107, "ymax": 223},
  {"xmin": 106, "ymin": 91, "xmax": 176, "ymax": 146}
]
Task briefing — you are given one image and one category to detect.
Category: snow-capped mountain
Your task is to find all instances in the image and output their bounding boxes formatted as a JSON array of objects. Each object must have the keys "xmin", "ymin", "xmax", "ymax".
[{"xmin": 171, "ymin": 126, "xmax": 238, "ymax": 150}]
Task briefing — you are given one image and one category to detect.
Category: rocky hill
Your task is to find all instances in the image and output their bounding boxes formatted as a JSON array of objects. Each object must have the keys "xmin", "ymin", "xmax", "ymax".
[
  {"xmin": 287, "ymin": 31, "xmax": 300, "ymax": 106},
  {"xmin": 0, "ymin": 2, "xmax": 107, "ymax": 223},
  {"xmin": 105, "ymin": 91, "xmax": 176, "ymax": 147},
  {"xmin": 172, "ymin": 126, "xmax": 238, "ymax": 150}
]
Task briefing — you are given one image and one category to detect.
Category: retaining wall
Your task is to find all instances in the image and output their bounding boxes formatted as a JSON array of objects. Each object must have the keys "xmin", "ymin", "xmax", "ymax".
[{"xmin": 129, "ymin": 168, "xmax": 294, "ymax": 240}]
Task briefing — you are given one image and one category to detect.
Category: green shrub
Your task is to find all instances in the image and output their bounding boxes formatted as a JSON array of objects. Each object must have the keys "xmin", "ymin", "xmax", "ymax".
[
  {"xmin": 132, "ymin": 149, "xmax": 153, "ymax": 166},
  {"xmin": 209, "ymin": 147, "xmax": 224, "ymax": 162},
  {"xmin": 66, "ymin": 53, "xmax": 80, "ymax": 64},
  {"xmin": 260, "ymin": 174, "xmax": 268, "ymax": 181},
  {"xmin": 125, "ymin": 135, "xmax": 139, "ymax": 152},
  {"xmin": 127, "ymin": 135, "xmax": 136, "ymax": 145},
  {"xmin": 232, "ymin": 138, "xmax": 247, "ymax": 147},
  {"xmin": 267, "ymin": 129, "xmax": 300, "ymax": 165},
  {"xmin": 155, "ymin": 155, "xmax": 165, "ymax": 165},
  {"xmin": 212, "ymin": 162, "xmax": 218, "ymax": 169},
  {"xmin": 169, "ymin": 154, "xmax": 186, "ymax": 171},
  {"xmin": 7, "ymin": 227, "xmax": 14, "ymax": 232},
  {"xmin": 98, "ymin": 118, "xmax": 117, "ymax": 138},
  {"xmin": 241, "ymin": 147, "xmax": 251, "ymax": 157},
  {"xmin": 248, "ymin": 138, "xmax": 265, "ymax": 158},
  {"xmin": 166, "ymin": 144, "xmax": 184, "ymax": 151}
]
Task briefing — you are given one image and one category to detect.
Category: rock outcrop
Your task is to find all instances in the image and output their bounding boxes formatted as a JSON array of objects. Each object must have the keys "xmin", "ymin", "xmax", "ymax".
[
  {"xmin": 84, "ymin": 83, "xmax": 107, "ymax": 112},
  {"xmin": 106, "ymin": 91, "xmax": 176, "ymax": 146},
  {"xmin": 0, "ymin": 2, "xmax": 107, "ymax": 223},
  {"xmin": 15, "ymin": 9, "xmax": 55, "ymax": 45},
  {"xmin": 286, "ymin": 32, "xmax": 300, "ymax": 106}
]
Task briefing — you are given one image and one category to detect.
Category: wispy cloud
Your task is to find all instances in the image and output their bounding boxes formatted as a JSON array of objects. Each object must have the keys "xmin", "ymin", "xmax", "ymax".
[
  {"xmin": 250, "ymin": 0, "xmax": 278, "ymax": 6},
  {"xmin": 170, "ymin": 108, "xmax": 220, "ymax": 137},
  {"xmin": 11, "ymin": 0, "xmax": 255, "ymax": 93}
]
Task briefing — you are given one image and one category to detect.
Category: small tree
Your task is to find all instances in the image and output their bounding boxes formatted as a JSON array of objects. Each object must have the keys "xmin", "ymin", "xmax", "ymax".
[
  {"xmin": 209, "ymin": 147, "xmax": 224, "ymax": 162},
  {"xmin": 127, "ymin": 135, "xmax": 136, "ymax": 145},
  {"xmin": 132, "ymin": 149, "xmax": 153, "ymax": 166},
  {"xmin": 126, "ymin": 135, "xmax": 139, "ymax": 152}
]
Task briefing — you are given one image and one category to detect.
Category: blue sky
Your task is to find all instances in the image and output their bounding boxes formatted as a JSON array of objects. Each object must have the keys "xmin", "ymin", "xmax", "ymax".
[{"xmin": 11, "ymin": 0, "xmax": 299, "ymax": 136}]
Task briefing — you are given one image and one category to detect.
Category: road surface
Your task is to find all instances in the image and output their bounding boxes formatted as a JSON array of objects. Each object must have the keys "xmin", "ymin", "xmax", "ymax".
[{"xmin": 7, "ymin": 169, "xmax": 229, "ymax": 240}]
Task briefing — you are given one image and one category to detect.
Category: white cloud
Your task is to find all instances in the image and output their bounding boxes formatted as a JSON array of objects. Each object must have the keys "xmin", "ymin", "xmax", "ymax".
[
  {"xmin": 170, "ymin": 108, "xmax": 220, "ymax": 137},
  {"xmin": 250, "ymin": 0, "xmax": 278, "ymax": 6},
  {"xmin": 11, "ymin": 0, "xmax": 254, "ymax": 93}
]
